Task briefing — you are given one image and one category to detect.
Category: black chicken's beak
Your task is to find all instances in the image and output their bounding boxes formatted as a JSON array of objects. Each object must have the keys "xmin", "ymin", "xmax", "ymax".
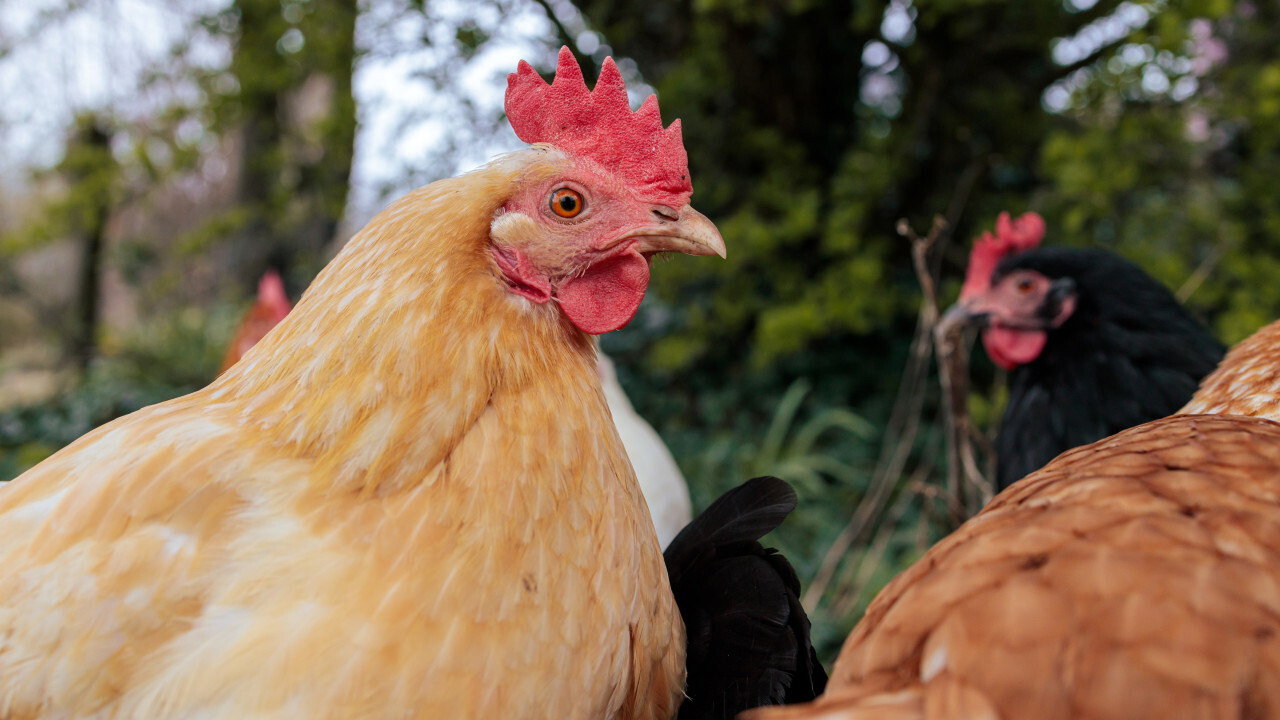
[
  {"xmin": 628, "ymin": 206, "xmax": 727, "ymax": 259},
  {"xmin": 1044, "ymin": 277, "xmax": 1077, "ymax": 319},
  {"xmin": 938, "ymin": 300, "xmax": 990, "ymax": 338}
]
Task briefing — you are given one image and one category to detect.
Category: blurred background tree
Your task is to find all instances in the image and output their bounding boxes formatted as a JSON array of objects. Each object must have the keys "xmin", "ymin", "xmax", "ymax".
[
  {"xmin": 0, "ymin": 0, "xmax": 1274, "ymax": 662},
  {"xmin": 212, "ymin": 0, "xmax": 357, "ymax": 291}
]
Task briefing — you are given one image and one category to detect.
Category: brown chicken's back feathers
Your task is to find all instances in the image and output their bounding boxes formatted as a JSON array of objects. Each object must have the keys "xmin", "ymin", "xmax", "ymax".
[
  {"xmin": 1183, "ymin": 318, "xmax": 1280, "ymax": 421},
  {"xmin": 0, "ymin": 156, "xmax": 683, "ymax": 719},
  {"xmin": 747, "ymin": 414, "xmax": 1280, "ymax": 720}
]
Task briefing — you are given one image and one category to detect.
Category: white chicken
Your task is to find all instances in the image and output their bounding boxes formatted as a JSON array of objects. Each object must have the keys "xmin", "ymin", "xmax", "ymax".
[{"xmin": 598, "ymin": 353, "xmax": 692, "ymax": 547}]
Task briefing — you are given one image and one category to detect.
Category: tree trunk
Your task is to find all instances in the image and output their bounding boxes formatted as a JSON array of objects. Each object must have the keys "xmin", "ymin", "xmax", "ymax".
[
  {"xmin": 66, "ymin": 118, "xmax": 115, "ymax": 373},
  {"xmin": 225, "ymin": 0, "xmax": 357, "ymax": 295}
]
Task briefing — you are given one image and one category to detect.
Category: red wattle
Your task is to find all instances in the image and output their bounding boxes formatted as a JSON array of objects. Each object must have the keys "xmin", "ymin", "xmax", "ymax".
[
  {"xmin": 556, "ymin": 248, "xmax": 650, "ymax": 335},
  {"xmin": 492, "ymin": 246, "xmax": 552, "ymax": 304},
  {"xmin": 982, "ymin": 326, "xmax": 1048, "ymax": 370}
]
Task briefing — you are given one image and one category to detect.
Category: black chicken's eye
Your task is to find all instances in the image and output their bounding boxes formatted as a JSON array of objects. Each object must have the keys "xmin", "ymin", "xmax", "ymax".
[
  {"xmin": 1016, "ymin": 278, "xmax": 1035, "ymax": 293},
  {"xmin": 550, "ymin": 188, "xmax": 585, "ymax": 218}
]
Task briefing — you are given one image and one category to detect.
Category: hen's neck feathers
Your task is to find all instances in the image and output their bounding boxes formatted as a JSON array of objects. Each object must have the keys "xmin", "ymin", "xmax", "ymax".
[{"xmin": 207, "ymin": 152, "xmax": 598, "ymax": 495}]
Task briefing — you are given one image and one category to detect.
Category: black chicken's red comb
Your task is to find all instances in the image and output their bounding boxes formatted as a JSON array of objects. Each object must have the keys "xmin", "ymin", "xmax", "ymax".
[{"xmin": 961, "ymin": 212, "xmax": 1046, "ymax": 299}]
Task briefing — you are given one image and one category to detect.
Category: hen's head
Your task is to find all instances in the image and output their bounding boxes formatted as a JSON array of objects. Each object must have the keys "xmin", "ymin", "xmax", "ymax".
[
  {"xmin": 218, "ymin": 269, "xmax": 294, "ymax": 374},
  {"xmin": 942, "ymin": 212, "xmax": 1077, "ymax": 370},
  {"xmin": 489, "ymin": 47, "xmax": 725, "ymax": 335}
]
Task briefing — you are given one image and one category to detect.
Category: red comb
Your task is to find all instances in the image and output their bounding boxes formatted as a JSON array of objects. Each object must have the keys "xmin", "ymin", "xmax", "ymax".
[
  {"xmin": 960, "ymin": 211, "xmax": 1046, "ymax": 299},
  {"xmin": 505, "ymin": 46, "xmax": 692, "ymax": 207}
]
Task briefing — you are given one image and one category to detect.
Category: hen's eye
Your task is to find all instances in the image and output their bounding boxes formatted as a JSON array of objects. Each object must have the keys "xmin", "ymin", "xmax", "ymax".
[
  {"xmin": 550, "ymin": 188, "xmax": 585, "ymax": 218},
  {"xmin": 1016, "ymin": 278, "xmax": 1035, "ymax": 294}
]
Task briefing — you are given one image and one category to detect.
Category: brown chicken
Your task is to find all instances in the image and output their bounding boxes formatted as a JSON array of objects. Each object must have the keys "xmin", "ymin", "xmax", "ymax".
[
  {"xmin": 746, "ymin": 320, "xmax": 1280, "ymax": 719},
  {"xmin": 1182, "ymin": 318, "xmax": 1280, "ymax": 418},
  {"xmin": 0, "ymin": 48, "xmax": 724, "ymax": 720},
  {"xmin": 217, "ymin": 269, "xmax": 293, "ymax": 374}
]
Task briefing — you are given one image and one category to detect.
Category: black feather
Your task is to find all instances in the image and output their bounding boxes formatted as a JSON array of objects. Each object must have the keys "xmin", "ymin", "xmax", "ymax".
[
  {"xmin": 993, "ymin": 247, "xmax": 1226, "ymax": 490},
  {"xmin": 664, "ymin": 476, "xmax": 827, "ymax": 720}
]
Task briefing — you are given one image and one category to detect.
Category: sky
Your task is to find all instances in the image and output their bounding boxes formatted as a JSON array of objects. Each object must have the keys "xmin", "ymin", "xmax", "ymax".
[
  {"xmin": 3, "ymin": 0, "xmax": 1207, "ymax": 234},
  {"xmin": 0, "ymin": 0, "xmax": 654, "ymax": 224},
  {"xmin": 0, "ymin": 0, "xmax": 212, "ymax": 174},
  {"xmin": 348, "ymin": 0, "xmax": 543, "ymax": 216}
]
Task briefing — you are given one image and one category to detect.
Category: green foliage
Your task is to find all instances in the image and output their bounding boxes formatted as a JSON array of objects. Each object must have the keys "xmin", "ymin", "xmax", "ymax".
[
  {"xmin": 689, "ymin": 379, "xmax": 875, "ymax": 503},
  {"xmin": 7, "ymin": 0, "xmax": 1280, "ymax": 665},
  {"xmin": 582, "ymin": 0, "xmax": 1140, "ymax": 425},
  {"xmin": 1, "ymin": 114, "xmax": 121, "ymax": 257},
  {"xmin": 676, "ymin": 376, "xmax": 894, "ymax": 663},
  {"xmin": 579, "ymin": 0, "xmax": 1280, "ymax": 421},
  {"xmin": 0, "ymin": 302, "xmax": 240, "ymax": 482},
  {"xmin": 200, "ymin": 0, "xmax": 358, "ymax": 285},
  {"xmin": 1035, "ymin": 2, "xmax": 1280, "ymax": 347},
  {"xmin": 588, "ymin": 0, "xmax": 1280, "ymax": 652}
]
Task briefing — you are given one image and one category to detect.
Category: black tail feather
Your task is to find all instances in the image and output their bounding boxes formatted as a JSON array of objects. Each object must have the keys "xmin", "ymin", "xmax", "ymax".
[
  {"xmin": 665, "ymin": 476, "xmax": 828, "ymax": 720},
  {"xmin": 665, "ymin": 476, "xmax": 797, "ymax": 587}
]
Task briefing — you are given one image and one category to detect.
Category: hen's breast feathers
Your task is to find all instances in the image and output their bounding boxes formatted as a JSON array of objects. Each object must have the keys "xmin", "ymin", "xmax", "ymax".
[{"xmin": 0, "ymin": 155, "xmax": 683, "ymax": 720}]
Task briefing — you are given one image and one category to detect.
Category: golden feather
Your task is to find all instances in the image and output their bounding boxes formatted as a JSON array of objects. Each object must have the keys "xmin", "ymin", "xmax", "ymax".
[{"xmin": 0, "ymin": 152, "xmax": 684, "ymax": 720}]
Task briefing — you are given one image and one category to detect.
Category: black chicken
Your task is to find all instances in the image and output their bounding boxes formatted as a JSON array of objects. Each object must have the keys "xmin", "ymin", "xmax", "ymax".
[
  {"xmin": 665, "ymin": 476, "xmax": 827, "ymax": 719},
  {"xmin": 943, "ymin": 212, "xmax": 1225, "ymax": 492}
]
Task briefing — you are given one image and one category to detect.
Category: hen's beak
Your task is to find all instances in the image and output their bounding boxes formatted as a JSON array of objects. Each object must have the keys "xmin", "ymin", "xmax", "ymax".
[
  {"xmin": 937, "ymin": 299, "xmax": 990, "ymax": 338},
  {"xmin": 628, "ymin": 206, "xmax": 727, "ymax": 259}
]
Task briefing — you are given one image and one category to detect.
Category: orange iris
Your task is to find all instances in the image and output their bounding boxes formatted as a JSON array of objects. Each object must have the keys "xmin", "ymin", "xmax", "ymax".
[{"xmin": 550, "ymin": 188, "xmax": 584, "ymax": 218}]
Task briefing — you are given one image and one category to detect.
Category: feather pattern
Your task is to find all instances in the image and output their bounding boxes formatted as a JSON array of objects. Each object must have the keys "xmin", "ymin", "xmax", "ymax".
[
  {"xmin": 992, "ymin": 248, "xmax": 1223, "ymax": 490},
  {"xmin": 665, "ymin": 477, "xmax": 827, "ymax": 719},
  {"xmin": 745, "ymin": 415, "xmax": 1280, "ymax": 720},
  {"xmin": 1183, "ymin": 317, "xmax": 1280, "ymax": 419},
  {"xmin": 0, "ymin": 151, "xmax": 683, "ymax": 720}
]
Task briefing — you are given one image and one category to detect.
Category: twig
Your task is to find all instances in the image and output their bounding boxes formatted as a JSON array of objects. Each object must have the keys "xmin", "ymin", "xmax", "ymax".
[
  {"xmin": 801, "ymin": 328, "xmax": 927, "ymax": 609},
  {"xmin": 932, "ymin": 294, "xmax": 993, "ymax": 519},
  {"xmin": 903, "ymin": 216, "xmax": 984, "ymax": 525},
  {"xmin": 934, "ymin": 311, "xmax": 993, "ymax": 517},
  {"xmin": 801, "ymin": 282, "xmax": 935, "ymax": 611},
  {"xmin": 830, "ymin": 464, "xmax": 933, "ymax": 620},
  {"xmin": 907, "ymin": 216, "xmax": 946, "ymax": 318},
  {"xmin": 1175, "ymin": 241, "xmax": 1225, "ymax": 304},
  {"xmin": 802, "ymin": 162, "xmax": 985, "ymax": 612},
  {"xmin": 802, "ymin": 217, "xmax": 947, "ymax": 611}
]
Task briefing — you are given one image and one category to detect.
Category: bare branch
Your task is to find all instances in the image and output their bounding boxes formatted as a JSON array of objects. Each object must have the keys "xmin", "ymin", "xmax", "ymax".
[
  {"xmin": 1176, "ymin": 241, "xmax": 1227, "ymax": 304},
  {"xmin": 802, "ymin": 166, "xmax": 984, "ymax": 610},
  {"xmin": 932, "ymin": 261, "xmax": 994, "ymax": 522},
  {"xmin": 902, "ymin": 215, "xmax": 989, "ymax": 526},
  {"xmin": 829, "ymin": 464, "xmax": 930, "ymax": 620},
  {"xmin": 801, "ymin": 269, "xmax": 936, "ymax": 611}
]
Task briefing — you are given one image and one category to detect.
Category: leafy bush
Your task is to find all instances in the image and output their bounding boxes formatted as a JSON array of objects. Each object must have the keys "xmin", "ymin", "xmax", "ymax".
[{"xmin": 0, "ymin": 303, "xmax": 240, "ymax": 481}]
